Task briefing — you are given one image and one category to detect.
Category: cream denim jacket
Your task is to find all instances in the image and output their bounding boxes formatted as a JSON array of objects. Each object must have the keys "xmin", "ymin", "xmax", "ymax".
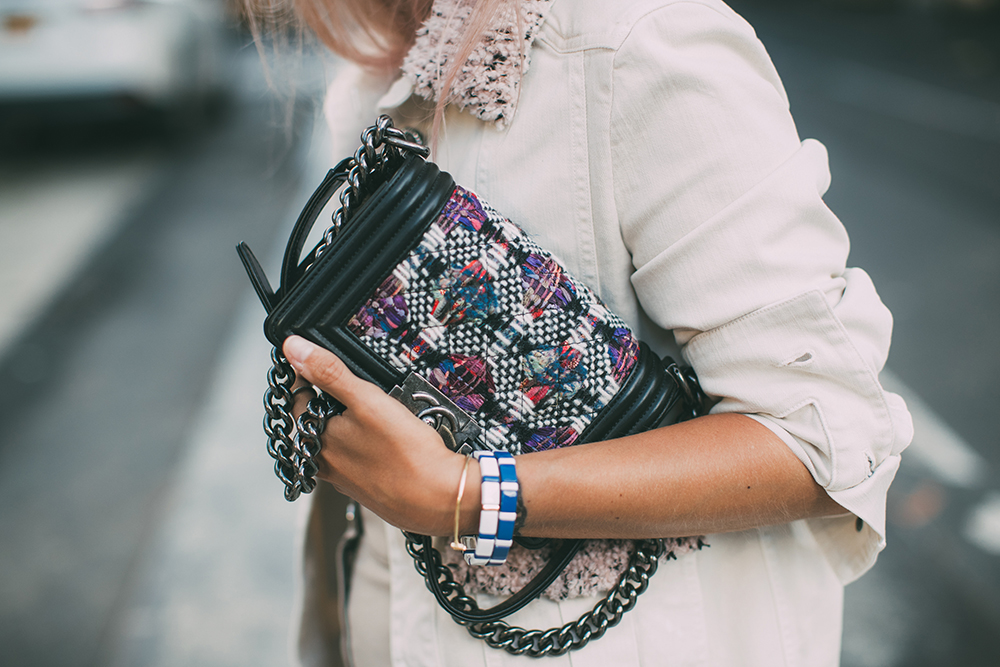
[{"xmin": 297, "ymin": 0, "xmax": 914, "ymax": 664}]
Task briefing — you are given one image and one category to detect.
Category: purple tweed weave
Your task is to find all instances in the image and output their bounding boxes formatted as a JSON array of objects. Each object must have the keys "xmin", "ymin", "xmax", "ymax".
[{"xmin": 346, "ymin": 185, "xmax": 640, "ymax": 455}]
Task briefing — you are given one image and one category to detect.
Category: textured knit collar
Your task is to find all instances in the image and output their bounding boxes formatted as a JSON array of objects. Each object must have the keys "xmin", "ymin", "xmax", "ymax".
[{"xmin": 400, "ymin": 0, "xmax": 553, "ymax": 129}]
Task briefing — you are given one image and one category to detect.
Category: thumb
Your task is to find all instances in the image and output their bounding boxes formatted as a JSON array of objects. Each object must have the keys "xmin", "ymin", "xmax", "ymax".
[{"xmin": 283, "ymin": 335, "xmax": 373, "ymax": 409}]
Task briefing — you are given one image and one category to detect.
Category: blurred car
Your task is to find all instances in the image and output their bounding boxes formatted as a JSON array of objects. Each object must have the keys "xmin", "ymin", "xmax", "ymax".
[{"xmin": 0, "ymin": 0, "xmax": 231, "ymax": 125}]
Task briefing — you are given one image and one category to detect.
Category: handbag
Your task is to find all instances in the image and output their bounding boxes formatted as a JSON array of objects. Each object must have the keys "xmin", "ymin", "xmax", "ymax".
[{"xmin": 237, "ymin": 115, "xmax": 706, "ymax": 656}]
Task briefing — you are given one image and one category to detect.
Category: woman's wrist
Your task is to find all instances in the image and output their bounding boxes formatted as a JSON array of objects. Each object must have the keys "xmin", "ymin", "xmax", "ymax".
[
  {"xmin": 460, "ymin": 451, "xmax": 518, "ymax": 565},
  {"xmin": 404, "ymin": 449, "xmax": 483, "ymax": 537},
  {"xmin": 485, "ymin": 414, "xmax": 845, "ymax": 540}
]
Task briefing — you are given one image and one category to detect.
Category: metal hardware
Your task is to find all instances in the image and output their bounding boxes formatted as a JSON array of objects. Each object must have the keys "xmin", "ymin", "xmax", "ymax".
[
  {"xmin": 389, "ymin": 373, "xmax": 483, "ymax": 455},
  {"xmin": 263, "ymin": 348, "xmax": 303, "ymax": 501},
  {"xmin": 666, "ymin": 361, "xmax": 708, "ymax": 421},
  {"xmin": 404, "ymin": 532, "xmax": 667, "ymax": 657},
  {"xmin": 314, "ymin": 116, "xmax": 430, "ymax": 261},
  {"xmin": 293, "ymin": 393, "xmax": 340, "ymax": 495}
]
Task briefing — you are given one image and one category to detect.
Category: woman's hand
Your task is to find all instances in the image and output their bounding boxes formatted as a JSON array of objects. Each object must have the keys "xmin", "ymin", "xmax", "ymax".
[
  {"xmin": 283, "ymin": 335, "xmax": 844, "ymax": 541},
  {"xmin": 283, "ymin": 335, "xmax": 470, "ymax": 536}
]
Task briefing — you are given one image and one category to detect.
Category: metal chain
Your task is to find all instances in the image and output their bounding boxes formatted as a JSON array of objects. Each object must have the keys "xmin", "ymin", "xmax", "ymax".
[
  {"xmin": 293, "ymin": 392, "xmax": 341, "ymax": 496},
  {"xmin": 404, "ymin": 532, "xmax": 668, "ymax": 657},
  {"xmin": 316, "ymin": 116, "xmax": 428, "ymax": 262},
  {"xmin": 263, "ymin": 115, "xmax": 427, "ymax": 502},
  {"xmin": 263, "ymin": 347, "xmax": 303, "ymax": 501},
  {"xmin": 264, "ymin": 358, "xmax": 341, "ymax": 503},
  {"xmin": 665, "ymin": 361, "xmax": 709, "ymax": 421}
]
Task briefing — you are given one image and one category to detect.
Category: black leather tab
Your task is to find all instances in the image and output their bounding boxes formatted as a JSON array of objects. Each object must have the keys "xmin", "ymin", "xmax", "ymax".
[{"xmin": 235, "ymin": 241, "xmax": 277, "ymax": 313}]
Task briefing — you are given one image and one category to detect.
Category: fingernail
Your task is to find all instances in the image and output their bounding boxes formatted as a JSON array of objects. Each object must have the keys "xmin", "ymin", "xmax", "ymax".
[{"xmin": 284, "ymin": 335, "xmax": 316, "ymax": 367}]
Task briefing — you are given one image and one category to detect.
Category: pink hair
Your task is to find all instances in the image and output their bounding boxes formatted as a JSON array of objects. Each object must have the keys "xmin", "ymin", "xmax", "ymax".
[{"xmin": 242, "ymin": 0, "xmax": 521, "ymax": 144}]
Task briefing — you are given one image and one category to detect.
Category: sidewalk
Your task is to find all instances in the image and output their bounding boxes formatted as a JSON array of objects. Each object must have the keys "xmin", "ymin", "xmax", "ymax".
[
  {"xmin": 100, "ymin": 289, "xmax": 301, "ymax": 667},
  {"xmin": 0, "ymin": 155, "xmax": 160, "ymax": 355},
  {"xmin": 0, "ymin": 43, "xmax": 336, "ymax": 666},
  {"xmin": 97, "ymin": 122, "xmax": 337, "ymax": 667}
]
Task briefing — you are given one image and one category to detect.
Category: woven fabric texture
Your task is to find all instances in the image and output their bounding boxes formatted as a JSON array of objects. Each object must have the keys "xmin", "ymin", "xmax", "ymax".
[{"xmin": 347, "ymin": 185, "xmax": 640, "ymax": 454}]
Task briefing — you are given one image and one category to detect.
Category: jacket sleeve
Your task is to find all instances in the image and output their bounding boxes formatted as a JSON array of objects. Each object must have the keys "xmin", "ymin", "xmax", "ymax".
[{"xmin": 609, "ymin": 0, "xmax": 913, "ymax": 583}]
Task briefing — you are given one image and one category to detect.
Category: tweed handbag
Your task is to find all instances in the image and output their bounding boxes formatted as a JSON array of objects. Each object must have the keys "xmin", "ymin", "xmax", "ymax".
[{"xmin": 236, "ymin": 116, "xmax": 705, "ymax": 656}]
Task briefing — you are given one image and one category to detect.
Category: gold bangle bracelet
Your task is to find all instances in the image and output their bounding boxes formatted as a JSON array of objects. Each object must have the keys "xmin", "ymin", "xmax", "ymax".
[{"xmin": 450, "ymin": 455, "xmax": 474, "ymax": 551}]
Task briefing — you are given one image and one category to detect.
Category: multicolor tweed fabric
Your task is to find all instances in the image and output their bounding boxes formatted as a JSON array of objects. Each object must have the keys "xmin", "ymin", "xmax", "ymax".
[{"xmin": 346, "ymin": 186, "xmax": 639, "ymax": 454}]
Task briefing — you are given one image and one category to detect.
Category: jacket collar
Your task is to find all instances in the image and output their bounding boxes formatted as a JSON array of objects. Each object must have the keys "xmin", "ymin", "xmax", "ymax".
[{"xmin": 399, "ymin": 0, "xmax": 553, "ymax": 129}]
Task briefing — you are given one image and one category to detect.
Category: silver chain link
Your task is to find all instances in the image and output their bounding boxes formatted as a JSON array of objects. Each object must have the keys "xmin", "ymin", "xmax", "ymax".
[
  {"xmin": 314, "ymin": 115, "xmax": 429, "ymax": 262},
  {"xmin": 263, "ymin": 348, "xmax": 302, "ymax": 501},
  {"xmin": 263, "ymin": 116, "xmax": 428, "ymax": 501},
  {"xmin": 405, "ymin": 532, "xmax": 668, "ymax": 657}
]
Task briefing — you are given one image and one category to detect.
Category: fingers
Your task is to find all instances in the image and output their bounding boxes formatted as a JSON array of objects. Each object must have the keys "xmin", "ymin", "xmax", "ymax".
[
  {"xmin": 281, "ymin": 336, "xmax": 466, "ymax": 534},
  {"xmin": 283, "ymin": 335, "xmax": 375, "ymax": 409}
]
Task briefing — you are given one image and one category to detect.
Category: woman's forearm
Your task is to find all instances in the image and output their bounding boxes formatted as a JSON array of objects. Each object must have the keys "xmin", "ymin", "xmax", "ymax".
[
  {"xmin": 284, "ymin": 335, "xmax": 845, "ymax": 539},
  {"xmin": 461, "ymin": 413, "xmax": 845, "ymax": 539}
]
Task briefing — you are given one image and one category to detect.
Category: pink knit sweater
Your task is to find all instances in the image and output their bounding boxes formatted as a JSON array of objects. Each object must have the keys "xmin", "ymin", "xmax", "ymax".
[
  {"xmin": 401, "ymin": 0, "xmax": 552, "ymax": 129},
  {"xmin": 442, "ymin": 537, "xmax": 706, "ymax": 601}
]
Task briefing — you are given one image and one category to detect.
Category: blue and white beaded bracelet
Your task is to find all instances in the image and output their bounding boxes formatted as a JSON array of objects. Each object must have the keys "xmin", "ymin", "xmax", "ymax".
[{"xmin": 463, "ymin": 450, "xmax": 518, "ymax": 566}]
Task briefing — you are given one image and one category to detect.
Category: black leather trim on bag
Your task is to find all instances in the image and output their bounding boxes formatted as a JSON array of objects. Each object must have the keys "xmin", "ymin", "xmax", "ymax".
[{"xmin": 266, "ymin": 156, "xmax": 456, "ymax": 351}]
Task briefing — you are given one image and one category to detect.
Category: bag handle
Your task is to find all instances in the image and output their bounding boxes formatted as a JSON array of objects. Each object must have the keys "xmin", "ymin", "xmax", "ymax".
[
  {"xmin": 234, "ymin": 160, "xmax": 351, "ymax": 315},
  {"xmin": 406, "ymin": 531, "xmax": 672, "ymax": 657},
  {"xmin": 278, "ymin": 157, "xmax": 353, "ymax": 299},
  {"xmin": 237, "ymin": 117, "xmax": 428, "ymax": 316},
  {"xmin": 412, "ymin": 534, "xmax": 583, "ymax": 624},
  {"xmin": 243, "ymin": 117, "xmax": 431, "ymax": 503},
  {"xmin": 290, "ymin": 117, "xmax": 428, "ymax": 289}
]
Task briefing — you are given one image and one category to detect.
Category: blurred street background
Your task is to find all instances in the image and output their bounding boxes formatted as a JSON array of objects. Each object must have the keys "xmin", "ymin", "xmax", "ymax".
[{"xmin": 0, "ymin": 0, "xmax": 998, "ymax": 665}]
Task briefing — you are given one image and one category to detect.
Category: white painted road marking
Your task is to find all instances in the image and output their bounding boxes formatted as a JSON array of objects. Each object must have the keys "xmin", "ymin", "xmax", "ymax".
[
  {"xmin": 0, "ymin": 158, "xmax": 159, "ymax": 355},
  {"xmin": 881, "ymin": 371, "xmax": 1000, "ymax": 556},
  {"xmin": 881, "ymin": 369, "xmax": 988, "ymax": 489},
  {"xmin": 965, "ymin": 493, "xmax": 1000, "ymax": 556}
]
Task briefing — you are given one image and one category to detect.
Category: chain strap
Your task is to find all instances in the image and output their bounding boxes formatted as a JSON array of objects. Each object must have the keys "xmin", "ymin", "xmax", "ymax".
[
  {"xmin": 405, "ymin": 532, "xmax": 668, "ymax": 657},
  {"xmin": 315, "ymin": 115, "xmax": 428, "ymax": 262},
  {"xmin": 263, "ymin": 116, "xmax": 427, "ymax": 501},
  {"xmin": 263, "ymin": 348, "xmax": 302, "ymax": 501},
  {"xmin": 666, "ymin": 360, "xmax": 710, "ymax": 421}
]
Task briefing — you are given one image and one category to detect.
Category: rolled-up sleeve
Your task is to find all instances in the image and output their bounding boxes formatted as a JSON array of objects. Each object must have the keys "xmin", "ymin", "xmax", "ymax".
[{"xmin": 610, "ymin": 1, "xmax": 913, "ymax": 582}]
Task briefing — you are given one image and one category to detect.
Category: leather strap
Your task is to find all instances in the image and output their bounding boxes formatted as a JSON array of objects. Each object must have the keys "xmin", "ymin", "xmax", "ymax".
[
  {"xmin": 279, "ymin": 157, "xmax": 353, "ymax": 298},
  {"xmin": 236, "ymin": 241, "xmax": 277, "ymax": 313},
  {"xmin": 417, "ymin": 535, "xmax": 584, "ymax": 624},
  {"xmin": 235, "ymin": 157, "xmax": 353, "ymax": 315}
]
